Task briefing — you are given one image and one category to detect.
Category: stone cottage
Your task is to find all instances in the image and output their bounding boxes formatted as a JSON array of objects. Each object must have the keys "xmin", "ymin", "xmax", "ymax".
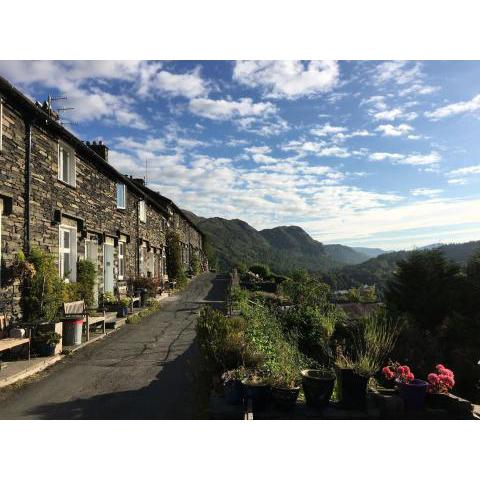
[{"xmin": 0, "ymin": 74, "xmax": 206, "ymax": 327}]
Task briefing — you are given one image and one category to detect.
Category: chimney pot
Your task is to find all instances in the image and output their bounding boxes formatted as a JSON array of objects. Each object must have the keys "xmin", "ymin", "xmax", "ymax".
[{"xmin": 87, "ymin": 140, "xmax": 109, "ymax": 163}]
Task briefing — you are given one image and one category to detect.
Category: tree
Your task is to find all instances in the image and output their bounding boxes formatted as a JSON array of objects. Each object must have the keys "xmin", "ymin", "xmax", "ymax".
[{"xmin": 385, "ymin": 250, "xmax": 462, "ymax": 331}]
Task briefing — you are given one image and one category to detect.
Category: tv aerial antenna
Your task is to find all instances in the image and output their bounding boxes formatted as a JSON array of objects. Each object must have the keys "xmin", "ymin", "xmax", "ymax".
[{"xmin": 47, "ymin": 94, "xmax": 77, "ymax": 126}]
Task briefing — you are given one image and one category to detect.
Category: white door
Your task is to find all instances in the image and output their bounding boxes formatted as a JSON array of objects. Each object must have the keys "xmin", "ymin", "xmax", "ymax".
[{"xmin": 104, "ymin": 243, "xmax": 114, "ymax": 294}]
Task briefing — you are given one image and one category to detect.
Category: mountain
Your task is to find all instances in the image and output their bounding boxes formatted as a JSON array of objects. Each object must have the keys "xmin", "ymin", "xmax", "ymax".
[
  {"xmin": 328, "ymin": 241, "xmax": 480, "ymax": 291},
  {"xmin": 351, "ymin": 246, "xmax": 387, "ymax": 259},
  {"xmin": 183, "ymin": 211, "xmax": 369, "ymax": 273},
  {"xmin": 418, "ymin": 243, "xmax": 444, "ymax": 250}
]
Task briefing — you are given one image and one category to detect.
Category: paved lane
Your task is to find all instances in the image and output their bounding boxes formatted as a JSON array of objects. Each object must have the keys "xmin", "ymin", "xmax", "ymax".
[{"xmin": 0, "ymin": 273, "xmax": 228, "ymax": 419}]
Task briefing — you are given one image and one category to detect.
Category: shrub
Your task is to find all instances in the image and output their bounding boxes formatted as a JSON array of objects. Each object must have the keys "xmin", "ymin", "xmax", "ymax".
[
  {"xmin": 63, "ymin": 282, "xmax": 80, "ymax": 303},
  {"xmin": 166, "ymin": 230, "xmax": 184, "ymax": 281},
  {"xmin": 77, "ymin": 259, "xmax": 96, "ymax": 307},
  {"xmin": 196, "ymin": 307, "xmax": 249, "ymax": 372},
  {"xmin": 190, "ymin": 254, "xmax": 201, "ymax": 276},
  {"xmin": 249, "ymin": 264, "xmax": 271, "ymax": 280},
  {"xmin": 132, "ymin": 276, "xmax": 158, "ymax": 295},
  {"xmin": 22, "ymin": 247, "xmax": 64, "ymax": 323}
]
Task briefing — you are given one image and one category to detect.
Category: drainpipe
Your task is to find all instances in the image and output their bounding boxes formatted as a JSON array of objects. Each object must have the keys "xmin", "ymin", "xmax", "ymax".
[
  {"xmin": 136, "ymin": 199, "xmax": 140, "ymax": 278},
  {"xmin": 24, "ymin": 118, "xmax": 32, "ymax": 255}
]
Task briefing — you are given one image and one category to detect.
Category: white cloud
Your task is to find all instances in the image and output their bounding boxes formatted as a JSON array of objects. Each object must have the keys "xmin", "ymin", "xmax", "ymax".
[
  {"xmin": 373, "ymin": 108, "xmax": 417, "ymax": 122},
  {"xmin": 410, "ymin": 188, "xmax": 443, "ymax": 197},
  {"xmin": 425, "ymin": 94, "xmax": 480, "ymax": 120},
  {"xmin": 233, "ymin": 60, "xmax": 339, "ymax": 98},
  {"xmin": 137, "ymin": 63, "xmax": 208, "ymax": 98},
  {"xmin": 447, "ymin": 164, "xmax": 480, "ymax": 177},
  {"xmin": 369, "ymin": 152, "xmax": 404, "ymax": 162},
  {"xmin": 398, "ymin": 152, "xmax": 441, "ymax": 166},
  {"xmin": 0, "ymin": 60, "xmax": 148, "ymax": 129},
  {"xmin": 369, "ymin": 151, "xmax": 441, "ymax": 166},
  {"xmin": 376, "ymin": 123, "xmax": 414, "ymax": 136},
  {"xmin": 189, "ymin": 97, "xmax": 276, "ymax": 120},
  {"xmin": 283, "ymin": 140, "xmax": 350, "ymax": 158},
  {"xmin": 310, "ymin": 123, "xmax": 347, "ymax": 136},
  {"xmin": 375, "ymin": 61, "xmax": 422, "ymax": 85},
  {"xmin": 245, "ymin": 146, "xmax": 271, "ymax": 155}
]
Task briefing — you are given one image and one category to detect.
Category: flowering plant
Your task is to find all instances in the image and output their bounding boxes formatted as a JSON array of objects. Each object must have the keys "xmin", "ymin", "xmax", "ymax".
[
  {"xmin": 427, "ymin": 364, "xmax": 455, "ymax": 393},
  {"xmin": 382, "ymin": 362, "xmax": 415, "ymax": 383}
]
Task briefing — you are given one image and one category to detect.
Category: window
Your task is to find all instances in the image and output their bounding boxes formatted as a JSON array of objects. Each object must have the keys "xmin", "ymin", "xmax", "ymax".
[
  {"xmin": 0, "ymin": 98, "xmax": 3, "ymax": 152},
  {"xmin": 139, "ymin": 244, "xmax": 146, "ymax": 276},
  {"xmin": 0, "ymin": 199, "xmax": 3, "ymax": 284},
  {"xmin": 139, "ymin": 200, "xmax": 146, "ymax": 223},
  {"xmin": 58, "ymin": 141, "xmax": 76, "ymax": 186},
  {"xmin": 147, "ymin": 250, "xmax": 155, "ymax": 277},
  {"xmin": 59, "ymin": 225, "xmax": 77, "ymax": 282},
  {"xmin": 118, "ymin": 241, "xmax": 126, "ymax": 280},
  {"xmin": 116, "ymin": 183, "xmax": 126, "ymax": 209}
]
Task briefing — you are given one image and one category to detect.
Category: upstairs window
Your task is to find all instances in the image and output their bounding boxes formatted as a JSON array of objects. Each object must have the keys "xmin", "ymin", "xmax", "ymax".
[
  {"xmin": 139, "ymin": 200, "xmax": 146, "ymax": 223},
  {"xmin": 116, "ymin": 183, "xmax": 126, "ymax": 209},
  {"xmin": 58, "ymin": 141, "xmax": 76, "ymax": 186}
]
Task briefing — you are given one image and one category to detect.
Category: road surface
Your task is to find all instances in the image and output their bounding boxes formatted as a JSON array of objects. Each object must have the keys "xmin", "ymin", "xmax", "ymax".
[{"xmin": 0, "ymin": 273, "xmax": 227, "ymax": 419}]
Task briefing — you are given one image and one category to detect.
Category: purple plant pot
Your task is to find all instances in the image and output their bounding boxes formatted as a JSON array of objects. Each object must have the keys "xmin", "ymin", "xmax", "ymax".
[{"xmin": 396, "ymin": 379, "xmax": 428, "ymax": 411}]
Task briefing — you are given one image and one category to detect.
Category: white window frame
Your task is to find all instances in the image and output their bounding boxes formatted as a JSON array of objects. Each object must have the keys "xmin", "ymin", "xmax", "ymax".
[
  {"xmin": 118, "ymin": 240, "xmax": 126, "ymax": 280},
  {"xmin": 0, "ymin": 98, "xmax": 3, "ymax": 152},
  {"xmin": 58, "ymin": 141, "xmax": 76, "ymax": 187},
  {"xmin": 0, "ymin": 199, "xmax": 3, "ymax": 284},
  {"xmin": 116, "ymin": 183, "xmax": 126, "ymax": 209},
  {"xmin": 139, "ymin": 200, "xmax": 146, "ymax": 223},
  {"xmin": 59, "ymin": 225, "xmax": 77, "ymax": 282}
]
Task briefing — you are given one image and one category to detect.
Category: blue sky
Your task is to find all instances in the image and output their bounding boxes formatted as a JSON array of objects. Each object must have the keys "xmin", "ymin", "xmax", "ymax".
[{"xmin": 1, "ymin": 60, "xmax": 480, "ymax": 250}]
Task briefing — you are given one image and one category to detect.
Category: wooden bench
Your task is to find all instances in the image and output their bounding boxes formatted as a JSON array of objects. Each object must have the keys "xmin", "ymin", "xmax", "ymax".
[
  {"xmin": 63, "ymin": 300, "xmax": 106, "ymax": 342},
  {"xmin": 0, "ymin": 337, "xmax": 30, "ymax": 361},
  {"xmin": 117, "ymin": 286, "xmax": 141, "ymax": 312}
]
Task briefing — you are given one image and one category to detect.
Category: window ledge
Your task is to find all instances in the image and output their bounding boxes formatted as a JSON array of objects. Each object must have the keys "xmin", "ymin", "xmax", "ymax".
[{"xmin": 57, "ymin": 178, "xmax": 77, "ymax": 190}]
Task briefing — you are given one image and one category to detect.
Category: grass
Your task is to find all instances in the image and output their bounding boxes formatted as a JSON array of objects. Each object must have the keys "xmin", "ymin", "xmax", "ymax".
[{"xmin": 126, "ymin": 300, "xmax": 162, "ymax": 325}]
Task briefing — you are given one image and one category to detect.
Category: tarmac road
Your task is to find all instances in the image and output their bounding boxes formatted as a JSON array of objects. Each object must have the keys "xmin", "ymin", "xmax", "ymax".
[{"xmin": 0, "ymin": 273, "xmax": 228, "ymax": 419}]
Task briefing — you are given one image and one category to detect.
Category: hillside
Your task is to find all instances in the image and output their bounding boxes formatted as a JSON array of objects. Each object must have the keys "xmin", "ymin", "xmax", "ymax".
[
  {"xmin": 351, "ymin": 246, "xmax": 387, "ymax": 258},
  {"xmin": 183, "ymin": 211, "xmax": 369, "ymax": 272},
  {"xmin": 327, "ymin": 240, "xmax": 480, "ymax": 291}
]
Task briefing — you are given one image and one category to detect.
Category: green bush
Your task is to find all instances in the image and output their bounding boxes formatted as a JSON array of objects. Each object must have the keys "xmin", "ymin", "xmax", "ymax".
[
  {"xmin": 249, "ymin": 264, "xmax": 271, "ymax": 279},
  {"xmin": 166, "ymin": 230, "xmax": 184, "ymax": 281},
  {"xmin": 77, "ymin": 259, "xmax": 96, "ymax": 307},
  {"xmin": 22, "ymin": 247, "xmax": 65, "ymax": 323}
]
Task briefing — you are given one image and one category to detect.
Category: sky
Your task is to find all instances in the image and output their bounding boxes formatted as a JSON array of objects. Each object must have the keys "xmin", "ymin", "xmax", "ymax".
[{"xmin": 1, "ymin": 60, "xmax": 480, "ymax": 250}]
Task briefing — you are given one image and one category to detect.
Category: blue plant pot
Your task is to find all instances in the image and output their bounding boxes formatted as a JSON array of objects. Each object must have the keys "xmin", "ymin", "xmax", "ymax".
[
  {"xmin": 397, "ymin": 379, "xmax": 428, "ymax": 411},
  {"xmin": 117, "ymin": 306, "xmax": 129, "ymax": 318}
]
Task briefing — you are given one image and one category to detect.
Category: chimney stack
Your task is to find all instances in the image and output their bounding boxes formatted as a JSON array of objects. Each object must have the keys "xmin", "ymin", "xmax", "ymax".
[
  {"xmin": 87, "ymin": 140, "xmax": 109, "ymax": 162},
  {"xmin": 132, "ymin": 178, "xmax": 145, "ymax": 187}
]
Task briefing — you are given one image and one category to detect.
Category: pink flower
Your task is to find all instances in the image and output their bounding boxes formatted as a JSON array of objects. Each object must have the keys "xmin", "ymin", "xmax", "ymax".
[
  {"xmin": 436, "ymin": 364, "xmax": 445, "ymax": 372},
  {"xmin": 402, "ymin": 365, "xmax": 411, "ymax": 375},
  {"xmin": 428, "ymin": 373, "xmax": 439, "ymax": 385},
  {"xmin": 397, "ymin": 366, "xmax": 405, "ymax": 375},
  {"xmin": 405, "ymin": 372, "xmax": 414, "ymax": 382}
]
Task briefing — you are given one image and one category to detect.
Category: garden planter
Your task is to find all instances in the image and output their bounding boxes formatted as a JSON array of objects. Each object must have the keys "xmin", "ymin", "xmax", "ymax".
[
  {"xmin": 38, "ymin": 343, "xmax": 56, "ymax": 357},
  {"xmin": 117, "ymin": 306, "xmax": 129, "ymax": 318},
  {"xmin": 396, "ymin": 379, "xmax": 428, "ymax": 411},
  {"xmin": 242, "ymin": 380, "xmax": 270, "ymax": 412},
  {"xmin": 271, "ymin": 386, "xmax": 300, "ymax": 411},
  {"xmin": 223, "ymin": 380, "xmax": 244, "ymax": 405},
  {"xmin": 337, "ymin": 368, "xmax": 369, "ymax": 410},
  {"xmin": 301, "ymin": 369, "xmax": 335, "ymax": 410}
]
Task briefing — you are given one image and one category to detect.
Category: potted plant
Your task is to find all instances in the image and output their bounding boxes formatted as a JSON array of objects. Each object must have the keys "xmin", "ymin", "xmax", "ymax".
[
  {"xmin": 335, "ymin": 352, "xmax": 371, "ymax": 410},
  {"xmin": 221, "ymin": 367, "xmax": 245, "ymax": 406},
  {"xmin": 241, "ymin": 371, "xmax": 271, "ymax": 412},
  {"xmin": 117, "ymin": 297, "xmax": 131, "ymax": 317},
  {"xmin": 269, "ymin": 366, "xmax": 301, "ymax": 412},
  {"xmin": 426, "ymin": 364, "xmax": 455, "ymax": 409},
  {"xmin": 301, "ymin": 367, "xmax": 335, "ymax": 410},
  {"xmin": 34, "ymin": 331, "xmax": 62, "ymax": 357},
  {"xmin": 101, "ymin": 291, "xmax": 117, "ymax": 312},
  {"xmin": 383, "ymin": 362, "xmax": 428, "ymax": 411}
]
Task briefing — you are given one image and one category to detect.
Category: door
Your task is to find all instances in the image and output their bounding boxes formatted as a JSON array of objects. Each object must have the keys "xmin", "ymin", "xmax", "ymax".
[{"xmin": 104, "ymin": 243, "xmax": 114, "ymax": 294}]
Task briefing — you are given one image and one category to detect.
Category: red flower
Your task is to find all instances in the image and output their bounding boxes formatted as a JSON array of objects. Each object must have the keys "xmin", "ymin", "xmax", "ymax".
[
  {"xmin": 436, "ymin": 364, "xmax": 445, "ymax": 371},
  {"xmin": 397, "ymin": 366, "xmax": 405, "ymax": 375},
  {"xmin": 428, "ymin": 373, "xmax": 439, "ymax": 385},
  {"xmin": 402, "ymin": 365, "xmax": 411, "ymax": 375},
  {"xmin": 405, "ymin": 372, "xmax": 414, "ymax": 382}
]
